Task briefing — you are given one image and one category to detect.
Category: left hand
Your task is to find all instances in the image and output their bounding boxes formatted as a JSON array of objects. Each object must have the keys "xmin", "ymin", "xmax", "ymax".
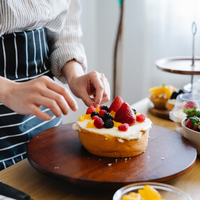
[{"xmin": 68, "ymin": 71, "xmax": 110, "ymax": 107}]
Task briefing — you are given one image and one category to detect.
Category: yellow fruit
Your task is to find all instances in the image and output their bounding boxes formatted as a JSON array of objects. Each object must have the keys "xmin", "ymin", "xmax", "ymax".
[
  {"xmin": 110, "ymin": 110, "xmax": 116, "ymax": 118},
  {"xmin": 143, "ymin": 185, "xmax": 161, "ymax": 200},
  {"xmin": 95, "ymin": 107, "xmax": 100, "ymax": 113},
  {"xmin": 78, "ymin": 114, "xmax": 91, "ymax": 121},
  {"xmin": 87, "ymin": 120, "xmax": 95, "ymax": 128},
  {"xmin": 113, "ymin": 120, "xmax": 122, "ymax": 127}
]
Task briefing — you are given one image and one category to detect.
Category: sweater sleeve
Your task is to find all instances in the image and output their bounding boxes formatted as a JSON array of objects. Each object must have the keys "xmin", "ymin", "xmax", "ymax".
[{"xmin": 46, "ymin": 0, "xmax": 87, "ymax": 83}]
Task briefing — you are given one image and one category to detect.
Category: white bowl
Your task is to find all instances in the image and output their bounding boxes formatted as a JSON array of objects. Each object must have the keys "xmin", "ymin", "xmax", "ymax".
[
  {"xmin": 113, "ymin": 182, "xmax": 192, "ymax": 200},
  {"xmin": 181, "ymin": 118, "xmax": 200, "ymax": 154}
]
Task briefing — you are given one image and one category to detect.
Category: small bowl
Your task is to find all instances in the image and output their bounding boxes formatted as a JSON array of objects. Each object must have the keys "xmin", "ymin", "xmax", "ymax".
[
  {"xmin": 181, "ymin": 118, "xmax": 200, "ymax": 154},
  {"xmin": 113, "ymin": 182, "xmax": 193, "ymax": 200}
]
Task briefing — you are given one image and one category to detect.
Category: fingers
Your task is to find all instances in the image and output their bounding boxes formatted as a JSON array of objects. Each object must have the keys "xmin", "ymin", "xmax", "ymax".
[
  {"xmin": 43, "ymin": 77, "xmax": 78, "ymax": 111},
  {"xmin": 30, "ymin": 105, "xmax": 53, "ymax": 121},
  {"xmin": 89, "ymin": 72, "xmax": 110, "ymax": 107}
]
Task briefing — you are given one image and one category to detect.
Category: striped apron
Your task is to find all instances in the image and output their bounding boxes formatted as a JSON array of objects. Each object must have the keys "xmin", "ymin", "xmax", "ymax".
[{"xmin": 0, "ymin": 28, "xmax": 62, "ymax": 170}]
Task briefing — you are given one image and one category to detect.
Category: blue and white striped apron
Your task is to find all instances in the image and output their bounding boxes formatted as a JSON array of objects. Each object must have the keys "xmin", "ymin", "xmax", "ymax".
[{"xmin": 0, "ymin": 28, "xmax": 62, "ymax": 170}]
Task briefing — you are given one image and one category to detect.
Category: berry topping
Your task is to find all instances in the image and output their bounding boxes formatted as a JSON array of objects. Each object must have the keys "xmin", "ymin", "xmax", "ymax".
[
  {"xmin": 109, "ymin": 96, "xmax": 124, "ymax": 112},
  {"xmin": 184, "ymin": 101, "xmax": 199, "ymax": 110},
  {"xmin": 86, "ymin": 107, "xmax": 96, "ymax": 114},
  {"xmin": 132, "ymin": 108, "xmax": 137, "ymax": 115},
  {"xmin": 115, "ymin": 102, "xmax": 136, "ymax": 126},
  {"xmin": 92, "ymin": 115, "xmax": 99, "ymax": 120},
  {"xmin": 101, "ymin": 112, "xmax": 114, "ymax": 122},
  {"xmin": 91, "ymin": 111, "xmax": 99, "ymax": 118},
  {"xmin": 136, "ymin": 114, "xmax": 146, "ymax": 122},
  {"xmin": 104, "ymin": 119, "xmax": 114, "ymax": 128},
  {"xmin": 185, "ymin": 118, "xmax": 194, "ymax": 129},
  {"xmin": 94, "ymin": 117, "xmax": 104, "ymax": 129},
  {"xmin": 118, "ymin": 123, "xmax": 129, "ymax": 131},
  {"xmin": 99, "ymin": 105, "xmax": 105, "ymax": 109},
  {"xmin": 100, "ymin": 105, "xmax": 109, "ymax": 112},
  {"xmin": 99, "ymin": 109, "xmax": 107, "ymax": 117}
]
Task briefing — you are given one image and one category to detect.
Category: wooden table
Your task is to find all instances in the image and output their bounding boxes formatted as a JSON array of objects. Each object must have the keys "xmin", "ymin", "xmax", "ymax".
[{"xmin": 0, "ymin": 98, "xmax": 200, "ymax": 200}]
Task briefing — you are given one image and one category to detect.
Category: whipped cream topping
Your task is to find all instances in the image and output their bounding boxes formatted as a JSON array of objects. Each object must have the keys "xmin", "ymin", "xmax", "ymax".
[
  {"xmin": 167, "ymin": 99, "xmax": 176, "ymax": 105},
  {"xmin": 72, "ymin": 118, "xmax": 152, "ymax": 140}
]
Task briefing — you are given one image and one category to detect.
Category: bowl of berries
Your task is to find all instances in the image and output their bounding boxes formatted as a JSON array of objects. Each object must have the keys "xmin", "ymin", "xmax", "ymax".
[{"xmin": 181, "ymin": 105, "xmax": 200, "ymax": 154}]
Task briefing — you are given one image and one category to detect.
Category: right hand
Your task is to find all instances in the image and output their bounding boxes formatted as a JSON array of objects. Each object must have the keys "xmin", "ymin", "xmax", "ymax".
[{"xmin": 2, "ymin": 76, "xmax": 78, "ymax": 121}]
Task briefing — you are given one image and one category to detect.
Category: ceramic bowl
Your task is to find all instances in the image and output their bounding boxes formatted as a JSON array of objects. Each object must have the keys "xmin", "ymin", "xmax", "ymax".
[
  {"xmin": 113, "ymin": 182, "xmax": 193, "ymax": 200},
  {"xmin": 181, "ymin": 118, "xmax": 200, "ymax": 154}
]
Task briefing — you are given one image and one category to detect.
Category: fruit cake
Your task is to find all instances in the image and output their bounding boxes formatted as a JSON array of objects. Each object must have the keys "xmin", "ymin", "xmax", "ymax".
[
  {"xmin": 149, "ymin": 84, "xmax": 176, "ymax": 109},
  {"xmin": 72, "ymin": 96, "xmax": 152, "ymax": 158}
]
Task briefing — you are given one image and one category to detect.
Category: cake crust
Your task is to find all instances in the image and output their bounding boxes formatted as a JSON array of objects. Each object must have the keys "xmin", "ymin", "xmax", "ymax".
[{"xmin": 77, "ymin": 125, "xmax": 149, "ymax": 158}]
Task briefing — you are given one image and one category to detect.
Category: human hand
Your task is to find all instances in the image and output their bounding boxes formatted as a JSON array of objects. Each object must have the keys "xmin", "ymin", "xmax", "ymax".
[
  {"xmin": 68, "ymin": 71, "xmax": 110, "ymax": 107},
  {"xmin": 3, "ymin": 76, "xmax": 78, "ymax": 121}
]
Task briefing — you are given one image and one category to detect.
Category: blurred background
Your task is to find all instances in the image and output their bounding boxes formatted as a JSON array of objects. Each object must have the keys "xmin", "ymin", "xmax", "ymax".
[{"xmin": 59, "ymin": 0, "xmax": 200, "ymax": 124}]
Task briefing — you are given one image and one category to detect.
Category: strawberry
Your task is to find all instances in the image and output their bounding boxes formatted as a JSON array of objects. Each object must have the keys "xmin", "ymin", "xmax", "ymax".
[
  {"xmin": 136, "ymin": 114, "xmax": 146, "ymax": 122},
  {"xmin": 115, "ymin": 102, "xmax": 136, "ymax": 126},
  {"xmin": 86, "ymin": 107, "xmax": 96, "ymax": 114},
  {"xmin": 94, "ymin": 117, "xmax": 104, "ymax": 129},
  {"xmin": 109, "ymin": 96, "xmax": 124, "ymax": 112},
  {"xmin": 118, "ymin": 123, "xmax": 129, "ymax": 131},
  {"xmin": 193, "ymin": 125, "xmax": 198, "ymax": 131},
  {"xmin": 185, "ymin": 119, "xmax": 194, "ymax": 129},
  {"xmin": 184, "ymin": 101, "xmax": 199, "ymax": 110}
]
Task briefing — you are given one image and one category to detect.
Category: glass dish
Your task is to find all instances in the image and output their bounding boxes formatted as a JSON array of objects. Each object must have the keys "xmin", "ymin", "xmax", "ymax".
[{"xmin": 113, "ymin": 182, "xmax": 193, "ymax": 200}]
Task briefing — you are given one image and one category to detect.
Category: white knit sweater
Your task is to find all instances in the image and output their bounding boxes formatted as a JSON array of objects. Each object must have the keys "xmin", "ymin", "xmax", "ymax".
[{"xmin": 0, "ymin": 0, "xmax": 87, "ymax": 83}]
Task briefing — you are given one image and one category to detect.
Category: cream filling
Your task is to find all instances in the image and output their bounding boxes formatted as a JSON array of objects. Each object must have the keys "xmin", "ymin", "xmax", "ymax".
[{"xmin": 72, "ymin": 118, "xmax": 152, "ymax": 140}]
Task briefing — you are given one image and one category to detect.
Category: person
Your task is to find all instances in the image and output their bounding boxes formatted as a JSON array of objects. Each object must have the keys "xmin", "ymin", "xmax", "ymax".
[{"xmin": 0, "ymin": 0, "xmax": 110, "ymax": 170}]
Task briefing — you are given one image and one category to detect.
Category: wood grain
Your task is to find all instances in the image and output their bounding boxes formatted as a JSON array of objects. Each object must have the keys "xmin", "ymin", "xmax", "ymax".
[{"xmin": 27, "ymin": 123, "xmax": 197, "ymax": 189}]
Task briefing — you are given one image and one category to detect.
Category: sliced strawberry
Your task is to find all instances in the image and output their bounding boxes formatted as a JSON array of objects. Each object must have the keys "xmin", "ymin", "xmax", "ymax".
[
  {"xmin": 86, "ymin": 107, "xmax": 96, "ymax": 114},
  {"xmin": 109, "ymin": 96, "xmax": 124, "ymax": 112},
  {"xmin": 185, "ymin": 119, "xmax": 194, "ymax": 129},
  {"xmin": 115, "ymin": 102, "xmax": 136, "ymax": 126}
]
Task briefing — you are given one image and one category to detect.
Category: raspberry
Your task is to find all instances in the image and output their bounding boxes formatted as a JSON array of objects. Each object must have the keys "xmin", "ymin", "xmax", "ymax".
[
  {"xmin": 91, "ymin": 111, "xmax": 99, "ymax": 118},
  {"xmin": 101, "ymin": 112, "xmax": 114, "ymax": 122},
  {"xmin": 185, "ymin": 119, "xmax": 194, "ymax": 129},
  {"xmin": 99, "ymin": 109, "xmax": 107, "ymax": 117},
  {"xmin": 136, "ymin": 114, "xmax": 146, "ymax": 122},
  {"xmin": 92, "ymin": 115, "xmax": 99, "ymax": 120},
  {"xmin": 100, "ymin": 105, "xmax": 109, "ymax": 112},
  {"xmin": 104, "ymin": 119, "xmax": 114, "ymax": 128},
  {"xmin": 118, "ymin": 123, "xmax": 129, "ymax": 131},
  {"xmin": 86, "ymin": 107, "xmax": 96, "ymax": 114},
  {"xmin": 115, "ymin": 102, "xmax": 136, "ymax": 126},
  {"xmin": 94, "ymin": 117, "xmax": 104, "ymax": 129},
  {"xmin": 109, "ymin": 96, "xmax": 124, "ymax": 112}
]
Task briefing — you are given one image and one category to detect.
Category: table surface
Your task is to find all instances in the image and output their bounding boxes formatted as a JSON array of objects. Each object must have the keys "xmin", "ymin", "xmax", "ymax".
[{"xmin": 0, "ymin": 98, "xmax": 200, "ymax": 200}]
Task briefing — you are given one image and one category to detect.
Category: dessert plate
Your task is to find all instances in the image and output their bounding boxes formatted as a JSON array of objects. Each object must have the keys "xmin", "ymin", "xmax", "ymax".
[
  {"xmin": 155, "ymin": 57, "xmax": 200, "ymax": 75},
  {"xmin": 148, "ymin": 101, "xmax": 170, "ymax": 120},
  {"xmin": 27, "ymin": 123, "xmax": 197, "ymax": 189}
]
